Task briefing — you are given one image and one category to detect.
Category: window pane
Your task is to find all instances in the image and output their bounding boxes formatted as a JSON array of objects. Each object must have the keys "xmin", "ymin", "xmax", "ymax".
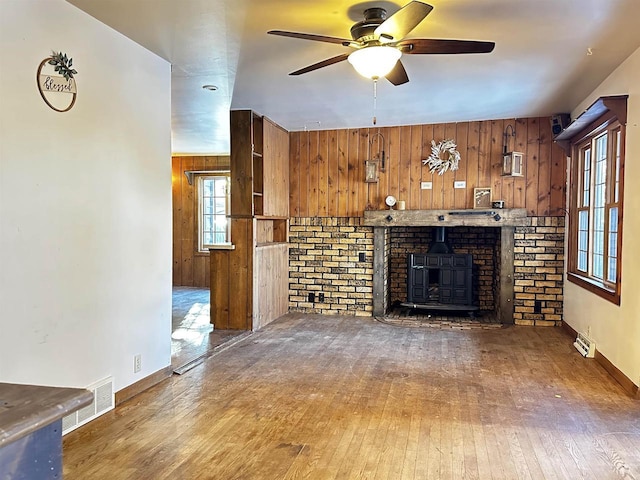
[
  {"xmin": 203, "ymin": 179, "xmax": 214, "ymax": 196},
  {"xmin": 615, "ymin": 130, "xmax": 621, "ymax": 203},
  {"xmin": 214, "ymin": 177, "xmax": 227, "ymax": 196},
  {"xmin": 577, "ymin": 210, "xmax": 589, "ymax": 272},
  {"xmin": 582, "ymin": 148, "xmax": 591, "ymax": 207},
  {"xmin": 607, "ymin": 207, "xmax": 618, "ymax": 282}
]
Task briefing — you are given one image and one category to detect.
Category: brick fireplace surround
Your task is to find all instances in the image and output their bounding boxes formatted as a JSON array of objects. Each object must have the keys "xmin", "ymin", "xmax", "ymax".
[{"xmin": 289, "ymin": 210, "xmax": 564, "ymax": 326}]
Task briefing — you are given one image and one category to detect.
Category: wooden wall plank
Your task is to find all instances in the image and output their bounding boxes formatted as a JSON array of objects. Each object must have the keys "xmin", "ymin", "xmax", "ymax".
[
  {"xmin": 348, "ymin": 129, "xmax": 360, "ymax": 217},
  {"xmin": 172, "ymin": 157, "xmax": 183, "ymax": 286},
  {"xmin": 263, "ymin": 117, "xmax": 290, "ymax": 217},
  {"xmin": 525, "ymin": 118, "xmax": 541, "ymax": 216},
  {"xmin": 399, "ymin": 126, "xmax": 412, "ymax": 209},
  {"xmin": 513, "ymin": 118, "xmax": 528, "ymax": 208},
  {"xmin": 359, "ymin": 129, "xmax": 370, "ymax": 212},
  {"xmin": 490, "ymin": 119, "xmax": 504, "ymax": 204},
  {"xmin": 228, "ymin": 218, "xmax": 251, "ymax": 330},
  {"xmin": 289, "ymin": 132, "xmax": 300, "ymax": 217},
  {"xmin": 388, "ymin": 126, "xmax": 401, "ymax": 210},
  {"xmin": 501, "ymin": 119, "xmax": 516, "ymax": 209},
  {"xmin": 430, "ymin": 123, "xmax": 445, "ymax": 210},
  {"xmin": 254, "ymin": 244, "xmax": 289, "ymax": 330},
  {"xmin": 454, "ymin": 122, "xmax": 469, "ymax": 209},
  {"xmin": 375, "ymin": 128, "xmax": 389, "ymax": 211},
  {"xmin": 537, "ymin": 117, "xmax": 552, "ymax": 216},
  {"xmin": 288, "ymin": 116, "xmax": 566, "ymax": 218},
  {"xmin": 409, "ymin": 125, "xmax": 422, "ymax": 210},
  {"xmin": 299, "ymin": 132, "xmax": 309, "ymax": 218},
  {"xmin": 443, "ymin": 123, "xmax": 457, "ymax": 208},
  {"xmin": 180, "ymin": 156, "xmax": 195, "ymax": 286},
  {"xmin": 210, "ymin": 250, "xmax": 230, "ymax": 328},
  {"xmin": 550, "ymin": 138, "xmax": 567, "ymax": 216},
  {"xmin": 328, "ymin": 130, "xmax": 339, "ymax": 217},
  {"xmin": 477, "ymin": 121, "xmax": 492, "ymax": 193},
  {"xmin": 318, "ymin": 130, "xmax": 329, "ymax": 217},
  {"xmin": 308, "ymin": 131, "xmax": 319, "ymax": 218},
  {"xmin": 337, "ymin": 129, "xmax": 349, "ymax": 216},
  {"xmin": 466, "ymin": 122, "xmax": 480, "ymax": 207},
  {"xmin": 230, "ymin": 111, "xmax": 254, "ymax": 217},
  {"xmin": 420, "ymin": 124, "xmax": 434, "ymax": 210}
]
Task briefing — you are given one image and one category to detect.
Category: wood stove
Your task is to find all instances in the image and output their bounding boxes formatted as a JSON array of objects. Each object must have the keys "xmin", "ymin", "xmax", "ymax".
[{"xmin": 404, "ymin": 226, "xmax": 476, "ymax": 312}]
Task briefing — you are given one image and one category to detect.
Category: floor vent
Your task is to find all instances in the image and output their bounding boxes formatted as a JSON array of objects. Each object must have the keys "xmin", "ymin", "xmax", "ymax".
[
  {"xmin": 62, "ymin": 376, "xmax": 114, "ymax": 435},
  {"xmin": 574, "ymin": 332, "xmax": 596, "ymax": 358}
]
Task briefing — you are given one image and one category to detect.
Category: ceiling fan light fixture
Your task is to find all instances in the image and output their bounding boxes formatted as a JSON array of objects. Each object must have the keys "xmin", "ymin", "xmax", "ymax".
[{"xmin": 348, "ymin": 46, "xmax": 402, "ymax": 79}]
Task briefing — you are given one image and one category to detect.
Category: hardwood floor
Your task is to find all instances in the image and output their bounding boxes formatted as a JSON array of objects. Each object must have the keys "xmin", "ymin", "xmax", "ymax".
[
  {"xmin": 64, "ymin": 313, "xmax": 640, "ymax": 479},
  {"xmin": 171, "ymin": 287, "xmax": 245, "ymax": 372}
]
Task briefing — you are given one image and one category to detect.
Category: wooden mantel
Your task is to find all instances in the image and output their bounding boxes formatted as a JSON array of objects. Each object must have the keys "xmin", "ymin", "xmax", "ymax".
[
  {"xmin": 364, "ymin": 208, "xmax": 528, "ymax": 228},
  {"xmin": 365, "ymin": 208, "xmax": 528, "ymax": 323}
]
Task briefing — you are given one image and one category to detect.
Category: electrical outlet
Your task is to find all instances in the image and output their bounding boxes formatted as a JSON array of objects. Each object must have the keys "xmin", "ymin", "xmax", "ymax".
[
  {"xmin": 587, "ymin": 325, "xmax": 592, "ymax": 338},
  {"xmin": 420, "ymin": 181, "xmax": 432, "ymax": 190},
  {"xmin": 454, "ymin": 181, "xmax": 466, "ymax": 189},
  {"xmin": 319, "ymin": 293, "xmax": 325, "ymax": 302},
  {"xmin": 359, "ymin": 252, "xmax": 366, "ymax": 262},
  {"xmin": 308, "ymin": 292, "xmax": 315, "ymax": 303},
  {"xmin": 134, "ymin": 354, "xmax": 142, "ymax": 373}
]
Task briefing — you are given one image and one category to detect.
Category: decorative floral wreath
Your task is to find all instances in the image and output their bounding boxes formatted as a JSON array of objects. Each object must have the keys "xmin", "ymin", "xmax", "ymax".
[
  {"xmin": 424, "ymin": 139, "xmax": 461, "ymax": 175},
  {"xmin": 48, "ymin": 51, "xmax": 77, "ymax": 81}
]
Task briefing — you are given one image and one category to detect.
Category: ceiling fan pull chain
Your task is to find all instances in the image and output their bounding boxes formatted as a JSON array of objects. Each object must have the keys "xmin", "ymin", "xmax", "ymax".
[{"xmin": 372, "ymin": 79, "xmax": 378, "ymax": 125}]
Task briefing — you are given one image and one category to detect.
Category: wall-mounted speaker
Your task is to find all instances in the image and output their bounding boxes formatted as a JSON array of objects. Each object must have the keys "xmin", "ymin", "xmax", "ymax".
[{"xmin": 551, "ymin": 114, "xmax": 570, "ymax": 136}]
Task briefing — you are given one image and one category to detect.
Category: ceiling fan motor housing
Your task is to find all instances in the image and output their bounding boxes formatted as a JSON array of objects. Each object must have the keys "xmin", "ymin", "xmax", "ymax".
[{"xmin": 350, "ymin": 8, "xmax": 387, "ymax": 42}]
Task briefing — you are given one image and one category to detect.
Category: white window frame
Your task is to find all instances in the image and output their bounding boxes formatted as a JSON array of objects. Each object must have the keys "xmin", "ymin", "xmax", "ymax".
[{"xmin": 198, "ymin": 174, "xmax": 231, "ymax": 252}]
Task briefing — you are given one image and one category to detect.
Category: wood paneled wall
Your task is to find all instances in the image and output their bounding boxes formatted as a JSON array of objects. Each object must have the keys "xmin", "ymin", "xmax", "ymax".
[
  {"xmin": 263, "ymin": 117, "xmax": 290, "ymax": 217},
  {"xmin": 289, "ymin": 117, "xmax": 566, "ymax": 218},
  {"xmin": 172, "ymin": 155, "xmax": 230, "ymax": 287}
]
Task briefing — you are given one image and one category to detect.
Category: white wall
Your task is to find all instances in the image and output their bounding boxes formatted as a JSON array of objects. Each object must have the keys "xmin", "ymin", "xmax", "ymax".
[
  {"xmin": 0, "ymin": 0, "xmax": 172, "ymax": 391},
  {"xmin": 564, "ymin": 46, "xmax": 640, "ymax": 388}
]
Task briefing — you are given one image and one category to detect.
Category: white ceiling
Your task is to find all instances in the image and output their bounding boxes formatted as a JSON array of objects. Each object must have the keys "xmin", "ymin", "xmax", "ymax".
[{"xmin": 68, "ymin": 0, "xmax": 640, "ymax": 155}]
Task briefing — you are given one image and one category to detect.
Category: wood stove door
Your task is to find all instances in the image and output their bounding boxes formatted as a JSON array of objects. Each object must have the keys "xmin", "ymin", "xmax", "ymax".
[
  {"xmin": 407, "ymin": 254, "xmax": 428, "ymax": 303},
  {"xmin": 440, "ymin": 255, "xmax": 473, "ymax": 305}
]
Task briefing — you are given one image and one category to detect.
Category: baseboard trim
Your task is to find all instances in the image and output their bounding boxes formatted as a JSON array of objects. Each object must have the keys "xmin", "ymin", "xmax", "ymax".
[
  {"xmin": 562, "ymin": 322, "xmax": 638, "ymax": 398},
  {"xmin": 115, "ymin": 365, "xmax": 173, "ymax": 406},
  {"xmin": 594, "ymin": 350, "xmax": 640, "ymax": 399},
  {"xmin": 561, "ymin": 321, "xmax": 578, "ymax": 339}
]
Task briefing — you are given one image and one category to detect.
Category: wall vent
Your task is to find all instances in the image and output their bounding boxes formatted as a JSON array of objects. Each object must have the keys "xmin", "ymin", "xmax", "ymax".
[
  {"xmin": 62, "ymin": 376, "xmax": 114, "ymax": 435},
  {"xmin": 574, "ymin": 332, "xmax": 596, "ymax": 358}
]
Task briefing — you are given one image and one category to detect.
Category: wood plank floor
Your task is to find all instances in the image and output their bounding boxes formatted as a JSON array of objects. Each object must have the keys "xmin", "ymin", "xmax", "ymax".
[
  {"xmin": 171, "ymin": 287, "xmax": 245, "ymax": 371},
  {"xmin": 64, "ymin": 313, "xmax": 640, "ymax": 479}
]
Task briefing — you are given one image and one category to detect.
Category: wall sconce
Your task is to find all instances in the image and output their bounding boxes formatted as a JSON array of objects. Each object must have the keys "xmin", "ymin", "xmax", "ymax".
[
  {"xmin": 365, "ymin": 160, "xmax": 379, "ymax": 183},
  {"xmin": 502, "ymin": 124, "xmax": 524, "ymax": 177}
]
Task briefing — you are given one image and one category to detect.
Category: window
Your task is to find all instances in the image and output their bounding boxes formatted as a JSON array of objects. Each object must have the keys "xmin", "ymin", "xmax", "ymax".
[
  {"xmin": 568, "ymin": 113, "xmax": 625, "ymax": 304},
  {"xmin": 198, "ymin": 175, "xmax": 230, "ymax": 251}
]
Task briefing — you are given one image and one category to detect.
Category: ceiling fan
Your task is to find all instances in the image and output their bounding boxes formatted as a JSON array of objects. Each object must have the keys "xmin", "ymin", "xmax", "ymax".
[{"xmin": 267, "ymin": 1, "xmax": 495, "ymax": 85}]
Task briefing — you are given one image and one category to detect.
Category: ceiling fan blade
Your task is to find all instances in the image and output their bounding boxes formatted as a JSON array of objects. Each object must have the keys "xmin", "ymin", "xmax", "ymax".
[
  {"xmin": 399, "ymin": 38, "xmax": 495, "ymax": 54},
  {"xmin": 375, "ymin": 1, "xmax": 433, "ymax": 43},
  {"xmin": 268, "ymin": 30, "xmax": 352, "ymax": 45},
  {"xmin": 386, "ymin": 60, "xmax": 409, "ymax": 86},
  {"xmin": 290, "ymin": 53, "xmax": 351, "ymax": 76}
]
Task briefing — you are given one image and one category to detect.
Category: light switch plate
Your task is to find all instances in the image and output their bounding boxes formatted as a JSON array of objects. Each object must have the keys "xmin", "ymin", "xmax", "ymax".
[
  {"xmin": 420, "ymin": 181, "xmax": 432, "ymax": 190},
  {"xmin": 454, "ymin": 181, "xmax": 466, "ymax": 189}
]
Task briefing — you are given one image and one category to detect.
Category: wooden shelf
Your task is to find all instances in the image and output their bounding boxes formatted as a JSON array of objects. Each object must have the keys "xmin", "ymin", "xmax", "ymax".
[
  {"xmin": 256, "ymin": 241, "xmax": 288, "ymax": 248},
  {"xmin": 554, "ymin": 95, "xmax": 628, "ymax": 152},
  {"xmin": 254, "ymin": 215, "xmax": 289, "ymax": 220}
]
